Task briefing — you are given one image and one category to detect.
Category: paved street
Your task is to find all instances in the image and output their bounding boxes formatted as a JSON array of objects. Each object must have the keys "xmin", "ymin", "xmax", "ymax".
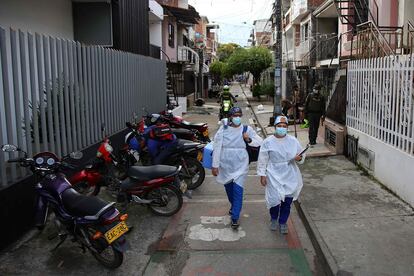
[{"xmin": 0, "ymin": 84, "xmax": 321, "ymax": 275}]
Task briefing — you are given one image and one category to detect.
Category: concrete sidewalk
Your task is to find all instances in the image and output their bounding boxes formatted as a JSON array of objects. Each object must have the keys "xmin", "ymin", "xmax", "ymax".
[{"xmin": 246, "ymin": 83, "xmax": 414, "ymax": 275}]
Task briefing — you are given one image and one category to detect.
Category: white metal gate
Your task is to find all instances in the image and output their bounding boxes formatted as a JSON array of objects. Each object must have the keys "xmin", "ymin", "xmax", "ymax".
[
  {"xmin": 0, "ymin": 27, "xmax": 166, "ymax": 187},
  {"xmin": 347, "ymin": 55, "xmax": 414, "ymax": 156}
]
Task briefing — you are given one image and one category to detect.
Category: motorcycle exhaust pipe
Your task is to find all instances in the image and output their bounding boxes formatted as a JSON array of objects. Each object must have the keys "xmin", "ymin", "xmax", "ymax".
[{"xmin": 131, "ymin": 195, "xmax": 153, "ymax": 204}]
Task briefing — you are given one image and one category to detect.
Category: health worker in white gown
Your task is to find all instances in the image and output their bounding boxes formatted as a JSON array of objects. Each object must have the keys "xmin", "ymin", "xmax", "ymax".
[
  {"xmin": 212, "ymin": 106, "xmax": 263, "ymax": 230},
  {"xmin": 257, "ymin": 115, "xmax": 305, "ymax": 235}
]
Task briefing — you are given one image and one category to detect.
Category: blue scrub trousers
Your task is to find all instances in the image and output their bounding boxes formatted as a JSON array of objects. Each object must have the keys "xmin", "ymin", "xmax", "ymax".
[
  {"xmin": 269, "ymin": 197, "xmax": 293, "ymax": 224},
  {"xmin": 224, "ymin": 182, "xmax": 244, "ymax": 221}
]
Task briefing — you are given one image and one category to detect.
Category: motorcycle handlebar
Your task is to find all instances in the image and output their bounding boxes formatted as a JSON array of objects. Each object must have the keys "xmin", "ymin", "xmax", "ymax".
[{"xmin": 7, "ymin": 158, "xmax": 23, "ymax": 163}]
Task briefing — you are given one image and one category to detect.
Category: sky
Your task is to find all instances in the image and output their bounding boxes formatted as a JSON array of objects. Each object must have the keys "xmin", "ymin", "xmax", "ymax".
[{"xmin": 188, "ymin": 0, "xmax": 274, "ymax": 47}]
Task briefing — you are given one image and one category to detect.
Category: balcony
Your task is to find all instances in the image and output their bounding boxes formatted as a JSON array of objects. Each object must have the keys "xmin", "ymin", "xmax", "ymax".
[
  {"xmin": 291, "ymin": 0, "xmax": 308, "ymax": 24},
  {"xmin": 316, "ymin": 36, "xmax": 339, "ymax": 66},
  {"xmin": 177, "ymin": 45, "xmax": 199, "ymax": 73}
]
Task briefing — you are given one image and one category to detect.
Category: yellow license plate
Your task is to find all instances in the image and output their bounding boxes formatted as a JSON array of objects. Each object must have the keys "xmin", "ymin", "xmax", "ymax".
[
  {"xmin": 203, "ymin": 130, "xmax": 209, "ymax": 137},
  {"xmin": 197, "ymin": 151, "xmax": 203, "ymax": 161},
  {"xmin": 104, "ymin": 221, "xmax": 128, "ymax": 244}
]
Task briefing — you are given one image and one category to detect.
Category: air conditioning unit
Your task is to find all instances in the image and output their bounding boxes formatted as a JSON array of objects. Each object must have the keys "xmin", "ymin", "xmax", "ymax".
[
  {"xmin": 324, "ymin": 119, "xmax": 346, "ymax": 154},
  {"xmin": 357, "ymin": 146, "xmax": 375, "ymax": 171}
]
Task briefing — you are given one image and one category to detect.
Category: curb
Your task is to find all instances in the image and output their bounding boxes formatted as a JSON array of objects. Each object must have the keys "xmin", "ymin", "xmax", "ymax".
[
  {"xmin": 247, "ymin": 91, "xmax": 339, "ymax": 276},
  {"xmin": 238, "ymin": 84, "xmax": 267, "ymax": 136},
  {"xmin": 295, "ymin": 201, "xmax": 339, "ymax": 276}
]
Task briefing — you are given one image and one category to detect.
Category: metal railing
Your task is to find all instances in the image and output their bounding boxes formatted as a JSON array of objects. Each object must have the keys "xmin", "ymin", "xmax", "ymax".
[
  {"xmin": 317, "ymin": 35, "xmax": 339, "ymax": 61},
  {"xmin": 177, "ymin": 45, "xmax": 199, "ymax": 73},
  {"xmin": 0, "ymin": 26, "xmax": 167, "ymax": 187},
  {"xmin": 407, "ymin": 21, "xmax": 414, "ymax": 54}
]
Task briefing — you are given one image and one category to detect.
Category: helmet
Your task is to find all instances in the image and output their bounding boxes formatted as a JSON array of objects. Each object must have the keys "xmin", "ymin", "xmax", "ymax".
[
  {"xmin": 223, "ymin": 85, "xmax": 230, "ymax": 91},
  {"xmin": 229, "ymin": 106, "xmax": 242, "ymax": 116},
  {"xmin": 150, "ymin": 114, "xmax": 162, "ymax": 124}
]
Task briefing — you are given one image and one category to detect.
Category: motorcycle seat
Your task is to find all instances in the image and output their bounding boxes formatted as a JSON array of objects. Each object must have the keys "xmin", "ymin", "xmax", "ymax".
[
  {"xmin": 176, "ymin": 139, "xmax": 202, "ymax": 150},
  {"xmin": 127, "ymin": 165, "xmax": 178, "ymax": 182},
  {"xmin": 61, "ymin": 188, "xmax": 113, "ymax": 219},
  {"xmin": 182, "ymin": 121, "xmax": 205, "ymax": 127},
  {"xmin": 172, "ymin": 128, "xmax": 194, "ymax": 135}
]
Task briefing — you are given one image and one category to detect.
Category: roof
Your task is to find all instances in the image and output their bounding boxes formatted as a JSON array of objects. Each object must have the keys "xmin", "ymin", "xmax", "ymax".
[{"xmin": 163, "ymin": 4, "xmax": 201, "ymax": 24}]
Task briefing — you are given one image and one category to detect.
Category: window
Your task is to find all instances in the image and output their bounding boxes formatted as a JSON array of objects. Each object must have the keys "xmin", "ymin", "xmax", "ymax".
[
  {"xmin": 301, "ymin": 22, "xmax": 309, "ymax": 42},
  {"xmin": 168, "ymin": 23, "xmax": 175, "ymax": 47}
]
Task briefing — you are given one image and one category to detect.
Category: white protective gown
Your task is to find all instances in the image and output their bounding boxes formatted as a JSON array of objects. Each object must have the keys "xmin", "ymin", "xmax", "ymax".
[
  {"xmin": 257, "ymin": 134, "xmax": 304, "ymax": 209},
  {"xmin": 212, "ymin": 124, "xmax": 263, "ymax": 187}
]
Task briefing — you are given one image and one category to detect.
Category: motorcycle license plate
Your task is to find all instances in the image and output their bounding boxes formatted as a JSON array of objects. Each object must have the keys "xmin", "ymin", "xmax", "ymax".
[
  {"xmin": 197, "ymin": 151, "xmax": 203, "ymax": 161},
  {"xmin": 203, "ymin": 130, "xmax": 209, "ymax": 137},
  {"xmin": 104, "ymin": 221, "xmax": 128, "ymax": 244}
]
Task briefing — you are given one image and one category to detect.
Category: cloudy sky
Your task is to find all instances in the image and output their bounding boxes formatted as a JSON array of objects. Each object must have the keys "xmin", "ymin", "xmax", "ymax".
[{"xmin": 189, "ymin": 0, "xmax": 274, "ymax": 46}]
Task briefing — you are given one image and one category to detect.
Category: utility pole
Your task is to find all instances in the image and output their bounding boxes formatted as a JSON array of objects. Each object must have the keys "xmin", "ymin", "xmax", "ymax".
[{"xmin": 273, "ymin": 0, "xmax": 282, "ymax": 117}]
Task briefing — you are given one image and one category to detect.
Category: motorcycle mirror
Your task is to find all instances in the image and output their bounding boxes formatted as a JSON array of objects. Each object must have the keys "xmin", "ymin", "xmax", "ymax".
[
  {"xmin": 235, "ymin": 95, "xmax": 239, "ymax": 98},
  {"xmin": 1, "ymin": 144, "xmax": 18, "ymax": 152},
  {"xmin": 69, "ymin": 151, "xmax": 83, "ymax": 160}
]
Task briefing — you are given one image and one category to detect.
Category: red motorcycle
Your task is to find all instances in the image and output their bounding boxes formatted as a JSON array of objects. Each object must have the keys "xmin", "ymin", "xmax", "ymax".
[
  {"xmin": 159, "ymin": 111, "xmax": 210, "ymax": 142},
  {"xmin": 70, "ymin": 137, "xmax": 184, "ymax": 217}
]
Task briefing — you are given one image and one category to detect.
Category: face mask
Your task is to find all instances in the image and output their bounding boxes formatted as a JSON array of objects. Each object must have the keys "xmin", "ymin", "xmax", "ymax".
[
  {"xmin": 232, "ymin": 116, "xmax": 241, "ymax": 126},
  {"xmin": 275, "ymin": 127, "xmax": 287, "ymax": 136},
  {"xmin": 313, "ymin": 89, "xmax": 319, "ymax": 94}
]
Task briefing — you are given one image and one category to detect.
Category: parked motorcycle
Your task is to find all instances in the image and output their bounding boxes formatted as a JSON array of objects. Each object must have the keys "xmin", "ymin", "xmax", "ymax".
[
  {"xmin": 70, "ymin": 137, "xmax": 184, "ymax": 217},
  {"xmin": 159, "ymin": 111, "xmax": 211, "ymax": 143},
  {"xmin": 1, "ymin": 144, "xmax": 128, "ymax": 269},
  {"xmin": 122, "ymin": 122, "xmax": 206, "ymax": 190}
]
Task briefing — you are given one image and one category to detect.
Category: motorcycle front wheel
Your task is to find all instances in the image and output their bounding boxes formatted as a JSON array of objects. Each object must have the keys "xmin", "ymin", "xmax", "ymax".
[
  {"xmin": 183, "ymin": 157, "xmax": 205, "ymax": 190},
  {"xmin": 146, "ymin": 185, "xmax": 183, "ymax": 216}
]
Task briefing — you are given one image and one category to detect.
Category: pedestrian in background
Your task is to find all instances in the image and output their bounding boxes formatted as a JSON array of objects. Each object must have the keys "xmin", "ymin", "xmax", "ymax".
[
  {"xmin": 212, "ymin": 107, "xmax": 263, "ymax": 230},
  {"xmin": 257, "ymin": 115, "xmax": 305, "ymax": 234},
  {"xmin": 304, "ymin": 84, "xmax": 326, "ymax": 145}
]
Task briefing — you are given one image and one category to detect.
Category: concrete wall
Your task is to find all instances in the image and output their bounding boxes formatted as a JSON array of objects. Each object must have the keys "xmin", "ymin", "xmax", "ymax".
[
  {"xmin": 162, "ymin": 19, "xmax": 178, "ymax": 62},
  {"xmin": 0, "ymin": 0, "xmax": 73, "ymax": 39},
  {"xmin": 150, "ymin": 22, "xmax": 163, "ymax": 47},
  {"xmin": 348, "ymin": 128, "xmax": 414, "ymax": 207}
]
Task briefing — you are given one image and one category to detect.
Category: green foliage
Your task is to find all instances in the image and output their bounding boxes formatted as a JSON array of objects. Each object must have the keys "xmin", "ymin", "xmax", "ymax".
[
  {"xmin": 224, "ymin": 46, "xmax": 272, "ymax": 84},
  {"xmin": 209, "ymin": 61, "xmax": 225, "ymax": 77},
  {"xmin": 217, "ymin": 43, "xmax": 241, "ymax": 62},
  {"xmin": 226, "ymin": 48, "xmax": 249, "ymax": 76},
  {"xmin": 252, "ymin": 84, "xmax": 262, "ymax": 99},
  {"xmin": 245, "ymin": 47, "xmax": 273, "ymax": 81},
  {"xmin": 260, "ymin": 83, "xmax": 275, "ymax": 96}
]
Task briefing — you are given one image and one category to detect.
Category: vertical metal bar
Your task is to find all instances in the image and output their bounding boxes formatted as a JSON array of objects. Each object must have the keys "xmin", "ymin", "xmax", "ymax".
[
  {"xmin": 390, "ymin": 56, "xmax": 398, "ymax": 147},
  {"xmin": 87, "ymin": 46, "xmax": 95, "ymax": 145},
  {"xmin": 409, "ymin": 55, "xmax": 414, "ymax": 155},
  {"xmin": 74, "ymin": 42, "xmax": 82, "ymax": 149},
  {"xmin": 36, "ymin": 33, "xmax": 48, "ymax": 151},
  {"xmin": 108, "ymin": 50, "xmax": 115, "ymax": 133},
  {"xmin": 50, "ymin": 37, "xmax": 62, "ymax": 157},
  {"xmin": 0, "ymin": 27, "xmax": 15, "ymax": 183},
  {"xmin": 379, "ymin": 57, "xmax": 386, "ymax": 142},
  {"xmin": 104, "ymin": 50, "xmax": 111, "ymax": 134},
  {"xmin": 91, "ymin": 47, "xmax": 98, "ymax": 142},
  {"xmin": 28, "ymin": 33, "xmax": 40, "ymax": 153},
  {"xmin": 97, "ymin": 47, "xmax": 104, "ymax": 135},
  {"xmin": 62, "ymin": 40, "xmax": 73, "ymax": 153},
  {"xmin": 76, "ymin": 42, "xmax": 86, "ymax": 148},
  {"xmin": 43, "ymin": 35, "xmax": 55, "ymax": 153},
  {"xmin": 80, "ymin": 46, "xmax": 89, "ymax": 146},
  {"xmin": 84, "ymin": 46, "xmax": 92, "ymax": 145},
  {"xmin": 10, "ymin": 29, "xmax": 25, "ymax": 177},
  {"xmin": 19, "ymin": 30, "xmax": 33, "ymax": 158},
  {"xmin": 57, "ymin": 39, "xmax": 68, "ymax": 155},
  {"xmin": 115, "ymin": 51, "xmax": 120, "ymax": 131},
  {"xmin": 68, "ymin": 41, "xmax": 77, "ymax": 150}
]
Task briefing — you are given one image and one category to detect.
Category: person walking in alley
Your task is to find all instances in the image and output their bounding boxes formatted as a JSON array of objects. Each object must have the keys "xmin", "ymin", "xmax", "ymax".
[
  {"xmin": 304, "ymin": 84, "xmax": 326, "ymax": 145},
  {"xmin": 212, "ymin": 107, "xmax": 263, "ymax": 230},
  {"xmin": 257, "ymin": 116, "xmax": 305, "ymax": 234}
]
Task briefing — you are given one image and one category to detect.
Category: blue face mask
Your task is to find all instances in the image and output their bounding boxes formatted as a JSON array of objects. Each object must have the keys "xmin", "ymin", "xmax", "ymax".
[
  {"xmin": 232, "ymin": 116, "xmax": 241, "ymax": 126},
  {"xmin": 275, "ymin": 127, "xmax": 287, "ymax": 136}
]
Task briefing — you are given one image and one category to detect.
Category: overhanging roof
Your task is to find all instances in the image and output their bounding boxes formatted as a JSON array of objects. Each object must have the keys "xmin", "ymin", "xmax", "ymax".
[{"xmin": 163, "ymin": 5, "xmax": 200, "ymax": 24}]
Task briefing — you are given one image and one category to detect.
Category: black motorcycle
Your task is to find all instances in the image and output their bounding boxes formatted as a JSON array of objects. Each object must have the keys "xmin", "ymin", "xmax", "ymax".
[
  {"xmin": 121, "ymin": 124, "xmax": 206, "ymax": 190},
  {"xmin": 1, "ymin": 144, "xmax": 128, "ymax": 269}
]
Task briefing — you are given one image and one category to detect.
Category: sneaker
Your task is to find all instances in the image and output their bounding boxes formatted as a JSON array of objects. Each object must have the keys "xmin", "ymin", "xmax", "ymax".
[
  {"xmin": 279, "ymin": 223, "xmax": 288, "ymax": 235},
  {"xmin": 270, "ymin": 219, "xmax": 278, "ymax": 231},
  {"xmin": 231, "ymin": 220, "xmax": 239, "ymax": 230},
  {"xmin": 228, "ymin": 209, "xmax": 232, "ymax": 216}
]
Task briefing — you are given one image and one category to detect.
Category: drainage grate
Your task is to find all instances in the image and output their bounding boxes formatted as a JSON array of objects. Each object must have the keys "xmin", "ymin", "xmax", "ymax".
[
  {"xmin": 346, "ymin": 135, "xmax": 358, "ymax": 164},
  {"xmin": 325, "ymin": 127, "xmax": 337, "ymax": 147}
]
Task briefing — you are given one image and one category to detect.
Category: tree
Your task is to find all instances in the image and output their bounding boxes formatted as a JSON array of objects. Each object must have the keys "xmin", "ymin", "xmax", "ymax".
[
  {"xmin": 245, "ymin": 47, "xmax": 273, "ymax": 87},
  {"xmin": 209, "ymin": 61, "xmax": 225, "ymax": 84},
  {"xmin": 217, "ymin": 43, "xmax": 240, "ymax": 62},
  {"xmin": 226, "ymin": 47, "xmax": 249, "ymax": 76}
]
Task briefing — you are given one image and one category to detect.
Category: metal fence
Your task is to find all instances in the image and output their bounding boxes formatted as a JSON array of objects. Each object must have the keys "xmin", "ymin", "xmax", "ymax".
[
  {"xmin": 347, "ymin": 55, "xmax": 414, "ymax": 156},
  {"xmin": 0, "ymin": 27, "xmax": 166, "ymax": 187}
]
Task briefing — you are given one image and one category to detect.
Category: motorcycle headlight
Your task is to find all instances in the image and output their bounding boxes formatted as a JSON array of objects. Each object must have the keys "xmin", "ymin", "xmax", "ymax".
[{"xmin": 224, "ymin": 102, "xmax": 230, "ymax": 108}]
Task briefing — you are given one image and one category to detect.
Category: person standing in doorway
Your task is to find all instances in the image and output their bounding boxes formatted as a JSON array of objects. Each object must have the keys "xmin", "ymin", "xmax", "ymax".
[
  {"xmin": 212, "ymin": 107, "xmax": 263, "ymax": 230},
  {"xmin": 257, "ymin": 115, "xmax": 305, "ymax": 234},
  {"xmin": 304, "ymin": 84, "xmax": 326, "ymax": 145}
]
